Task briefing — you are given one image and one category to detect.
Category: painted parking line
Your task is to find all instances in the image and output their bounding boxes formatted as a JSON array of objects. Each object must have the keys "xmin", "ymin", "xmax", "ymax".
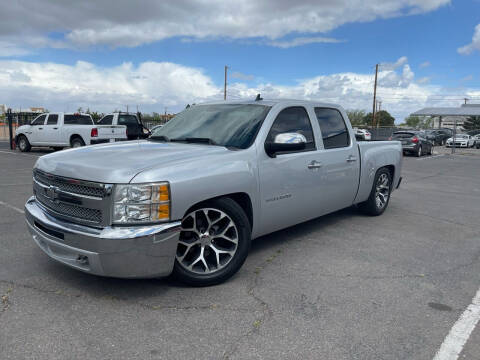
[
  {"xmin": 0, "ymin": 150, "xmax": 40, "ymax": 158},
  {"xmin": 0, "ymin": 200, "xmax": 24, "ymax": 214},
  {"xmin": 433, "ymin": 287, "xmax": 480, "ymax": 360}
]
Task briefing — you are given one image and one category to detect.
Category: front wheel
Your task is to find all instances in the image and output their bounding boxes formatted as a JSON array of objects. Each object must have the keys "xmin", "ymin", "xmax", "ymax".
[
  {"xmin": 358, "ymin": 168, "xmax": 392, "ymax": 216},
  {"xmin": 17, "ymin": 135, "xmax": 31, "ymax": 152},
  {"xmin": 172, "ymin": 197, "xmax": 251, "ymax": 286}
]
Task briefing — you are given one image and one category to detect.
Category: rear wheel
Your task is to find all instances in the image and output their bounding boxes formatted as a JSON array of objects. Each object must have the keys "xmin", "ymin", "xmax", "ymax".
[
  {"xmin": 358, "ymin": 168, "xmax": 392, "ymax": 216},
  {"xmin": 71, "ymin": 137, "xmax": 85, "ymax": 148},
  {"xmin": 172, "ymin": 197, "xmax": 251, "ymax": 286},
  {"xmin": 416, "ymin": 145, "xmax": 422, "ymax": 157},
  {"xmin": 17, "ymin": 135, "xmax": 31, "ymax": 152}
]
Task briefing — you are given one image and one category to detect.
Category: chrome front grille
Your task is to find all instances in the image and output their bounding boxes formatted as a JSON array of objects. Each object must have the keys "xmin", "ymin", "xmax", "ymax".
[
  {"xmin": 34, "ymin": 169, "xmax": 106, "ymax": 198},
  {"xmin": 33, "ymin": 169, "xmax": 112, "ymax": 227}
]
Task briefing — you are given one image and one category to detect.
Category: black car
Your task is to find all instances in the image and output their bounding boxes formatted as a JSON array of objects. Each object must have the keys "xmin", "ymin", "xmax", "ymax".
[
  {"xmin": 391, "ymin": 131, "xmax": 433, "ymax": 157},
  {"xmin": 423, "ymin": 129, "xmax": 451, "ymax": 145}
]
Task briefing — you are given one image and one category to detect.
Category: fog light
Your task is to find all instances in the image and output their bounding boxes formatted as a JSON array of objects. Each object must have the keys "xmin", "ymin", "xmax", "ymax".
[{"xmin": 76, "ymin": 255, "xmax": 89, "ymax": 265}]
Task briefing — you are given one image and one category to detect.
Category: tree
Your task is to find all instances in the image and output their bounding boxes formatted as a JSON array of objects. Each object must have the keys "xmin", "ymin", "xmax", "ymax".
[
  {"xmin": 404, "ymin": 115, "xmax": 422, "ymax": 128},
  {"xmin": 404, "ymin": 115, "xmax": 434, "ymax": 129},
  {"xmin": 462, "ymin": 116, "xmax": 480, "ymax": 131},
  {"xmin": 364, "ymin": 110, "xmax": 395, "ymax": 127},
  {"xmin": 346, "ymin": 110, "xmax": 367, "ymax": 126}
]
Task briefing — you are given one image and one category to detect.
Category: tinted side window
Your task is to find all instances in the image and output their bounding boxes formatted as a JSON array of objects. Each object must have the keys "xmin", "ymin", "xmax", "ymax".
[
  {"xmin": 314, "ymin": 108, "xmax": 350, "ymax": 149},
  {"xmin": 64, "ymin": 115, "xmax": 93, "ymax": 125},
  {"xmin": 98, "ymin": 115, "xmax": 113, "ymax": 125},
  {"xmin": 118, "ymin": 115, "xmax": 139, "ymax": 125},
  {"xmin": 47, "ymin": 114, "xmax": 58, "ymax": 125},
  {"xmin": 267, "ymin": 107, "xmax": 315, "ymax": 151},
  {"xmin": 31, "ymin": 115, "xmax": 46, "ymax": 125}
]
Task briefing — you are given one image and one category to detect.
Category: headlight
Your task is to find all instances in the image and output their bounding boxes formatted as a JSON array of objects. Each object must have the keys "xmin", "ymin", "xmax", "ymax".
[{"xmin": 113, "ymin": 183, "xmax": 170, "ymax": 224}]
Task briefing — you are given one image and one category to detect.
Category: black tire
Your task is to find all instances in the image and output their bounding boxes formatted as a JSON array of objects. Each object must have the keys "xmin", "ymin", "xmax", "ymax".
[
  {"xmin": 17, "ymin": 135, "xmax": 31, "ymax": 152},
  {"xmin": 70, "ymin": 137, "xmax": 85, "ymax": 148},
  {"xmin": 358, "ymin": 168, "xmax": 392, "ymax": 216},
  {"xmin": 52, "ymin": 147, "xmax": 63, "ymax": 151},
  {"xmin": 172, "ymin": 197, "xmax": 251, "ymax": 286},
  {"xmin": 416, "ymin": 145, "xmax": 422, "ymax": 157}
]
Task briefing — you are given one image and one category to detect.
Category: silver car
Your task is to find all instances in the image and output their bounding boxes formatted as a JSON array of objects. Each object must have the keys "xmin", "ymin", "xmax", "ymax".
[{"xmin": 25, "ymin": 99, "xmax": 402, "ymax": 286}]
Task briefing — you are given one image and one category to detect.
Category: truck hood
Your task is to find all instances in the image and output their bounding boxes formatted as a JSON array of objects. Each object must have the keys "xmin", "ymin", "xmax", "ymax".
[{"xmin": 35, "ymin": 140, "xmax": 232, "ymax": 183}]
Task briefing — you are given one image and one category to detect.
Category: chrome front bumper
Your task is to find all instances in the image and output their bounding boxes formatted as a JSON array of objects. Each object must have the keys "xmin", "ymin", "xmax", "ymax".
[{"xmin": 25, "ymin": 196, "xmax": 182, "ymax": 278}]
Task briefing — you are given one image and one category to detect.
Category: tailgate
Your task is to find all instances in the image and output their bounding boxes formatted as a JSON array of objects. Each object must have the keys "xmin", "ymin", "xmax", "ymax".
[{"xmin": 96, "ymin": 125, "xmax": 127, "ymax": 139}]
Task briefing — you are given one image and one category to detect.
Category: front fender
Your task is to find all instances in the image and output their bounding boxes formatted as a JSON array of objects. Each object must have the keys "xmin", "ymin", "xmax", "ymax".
[{"xmin": 130, "ymin": 147, "xmax": 261, "ymax": 235}]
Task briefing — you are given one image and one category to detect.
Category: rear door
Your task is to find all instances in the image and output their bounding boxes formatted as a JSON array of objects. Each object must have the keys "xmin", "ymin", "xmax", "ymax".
[
  {"xmin": 313, "ymin": 107, "xmax": 360, "ymax": 212},
  {"xmin": 42, "ymin": 114, "xmax": 60, "ymax": 144}
]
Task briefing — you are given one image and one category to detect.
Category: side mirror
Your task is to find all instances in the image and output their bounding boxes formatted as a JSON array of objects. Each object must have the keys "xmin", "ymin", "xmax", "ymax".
[{"xmin": 265, "ymin": 132, "xmax": 307, "ymax": 157}]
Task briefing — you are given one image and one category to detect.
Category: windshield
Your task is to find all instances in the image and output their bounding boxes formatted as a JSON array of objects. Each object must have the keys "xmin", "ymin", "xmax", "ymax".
[{"xmin": 150, "ymin": 104, "xmax": 271, "ymax": 149}]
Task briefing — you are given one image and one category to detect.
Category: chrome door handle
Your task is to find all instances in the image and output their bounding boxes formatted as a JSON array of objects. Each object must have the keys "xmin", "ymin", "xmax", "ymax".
[
  {"xmin": 346, "ymin": 155, "xmax": 357, "ymax": 162},
  {"xmin": 308, "ymin": 160, "xmax": 322, "ymax": 169}
]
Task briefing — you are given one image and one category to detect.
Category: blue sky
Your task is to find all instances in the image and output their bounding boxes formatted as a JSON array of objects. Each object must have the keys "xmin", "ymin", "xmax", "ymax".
[{"xmin": 1, "ymin": 0, "xmax": 480, "ymax": 121}]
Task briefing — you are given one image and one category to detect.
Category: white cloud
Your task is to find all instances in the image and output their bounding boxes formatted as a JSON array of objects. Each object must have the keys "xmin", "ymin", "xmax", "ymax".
[
  {"xmin": 268, "ymin": 37, "xmax": 344, "ymax": 48},
  {"xmin": 1, "ymin": 57, "xmax": 472, "ymax": 122},
  {"xmin": 419, "ymin": 61, "xmax": 431, "ymax": 68},
  {"xmin": 0, "ymin": 60, "xmax": 219, "ymax": 112},
  {"xmin": 0, "ymin": 0, "xmax": 450, "ymax": 51},
  {"xmin": 417, "ymin": 77, "xmax": 430, "ymax": 84},
  {"xmin": 458, "ymin": 24, "xmax": 480, "ymax": 55}
]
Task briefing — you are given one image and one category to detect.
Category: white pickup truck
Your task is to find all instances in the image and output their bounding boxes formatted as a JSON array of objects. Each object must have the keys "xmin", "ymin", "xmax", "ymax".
[
  {"xmin": 97, "ymin": 112, "xmax": 150, "ymax": 140},
  {"xmin": 15, "ymin": 112, "xmax": 127, "ymax": 152}
]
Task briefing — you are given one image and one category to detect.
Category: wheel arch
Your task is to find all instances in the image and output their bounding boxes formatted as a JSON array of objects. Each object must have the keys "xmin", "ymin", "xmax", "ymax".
[
  {"xmin": 182, "ymin": 192, "xmax": 254, "ymax": 230},
  {"xmin": 69, "ymin": 134, "xmax": 85, "ymax": 145}
]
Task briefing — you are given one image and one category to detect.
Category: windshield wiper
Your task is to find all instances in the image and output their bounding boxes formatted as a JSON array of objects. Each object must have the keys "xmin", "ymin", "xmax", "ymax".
[
  {"xmin": 149, "ymin": 135, "xmax": 170, "ymax": 142},
  {"xmin": 170, "ymin": 137, "xmax": 218, "ymax": 145}
]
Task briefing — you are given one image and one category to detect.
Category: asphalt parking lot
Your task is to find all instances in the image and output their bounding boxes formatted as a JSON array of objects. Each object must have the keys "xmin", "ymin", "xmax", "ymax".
[{"xmin": 0, "ymin": 141, "xmax": 479, "ymax": 360}]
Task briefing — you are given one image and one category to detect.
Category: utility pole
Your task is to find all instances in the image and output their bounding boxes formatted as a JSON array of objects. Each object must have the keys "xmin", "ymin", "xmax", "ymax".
[
  {"xmin": 464, "ymin": 98, "xmax": 468, "ymax": 105},
  {"xmin": 372, "ymin": 64, "xmax": 379, "ymax": 127},
  {"xmin": 224, "ymin": 65, "xmax": 228, "ymax": 100},
  {"xmin": 126, "ymin": 105, "xmax": 129, "ymax": 113}
]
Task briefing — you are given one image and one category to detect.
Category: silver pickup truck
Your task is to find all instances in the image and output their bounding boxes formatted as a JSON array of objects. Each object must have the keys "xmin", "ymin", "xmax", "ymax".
[{"xmin": 25, "ymin": 99, "xmax": 402, "ymax": 286}]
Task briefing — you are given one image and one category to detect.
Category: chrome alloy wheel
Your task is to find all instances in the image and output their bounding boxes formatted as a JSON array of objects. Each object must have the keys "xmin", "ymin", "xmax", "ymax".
[
  {"xmin": 176, "ymin": 208, "xmax": 239, "ymax": 274},
  {"xmin": 375, "ymin": 173, "xmax": 390, "ymax": 210}
]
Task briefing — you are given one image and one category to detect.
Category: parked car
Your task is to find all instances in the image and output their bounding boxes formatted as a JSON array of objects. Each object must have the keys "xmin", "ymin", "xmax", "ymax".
[
  {"xmin": 25, "ymin": 99, "xmax": 402, "ymax": 286},
  {"xmin": 97, "ymin": 112, "xmax": 150, "ymax": 140},
  {"xmin": 446, "ymin": 134, "xmax": 475, "ymax": 148},
  {"xmin": 15, "ymin": 113, "xmax": 127, "ymax": 152},
  {"xmin": 391, "ymin": 131, "xmax": 433, "ymax": 157},
  {"xmin": 423, "ymin": 129, "xmax": 451, "ymax": 146},
  {"xmin": 473, "ymin": 135, "xmax": 480, "ymax": 149},
  {"xmin": 354, "ymin": 128, "xmax": 371, "ymax": 141}
]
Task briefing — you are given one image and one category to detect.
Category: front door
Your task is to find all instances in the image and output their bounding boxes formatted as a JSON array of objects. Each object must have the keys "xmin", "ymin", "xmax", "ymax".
[
  {"xmin": 28, "ymin": 114, "xmax": 47, "ymax": 145},
  {"xmin": 258, "ymin": 106, "xmax": 325, "ymax": 234}
]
